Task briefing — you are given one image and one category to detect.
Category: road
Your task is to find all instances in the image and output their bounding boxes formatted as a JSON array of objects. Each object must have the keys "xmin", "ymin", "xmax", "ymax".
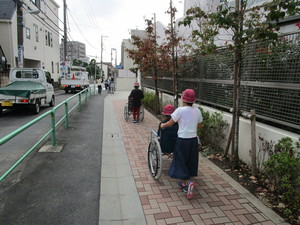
[
  {"xmin": 0, "ymin": 89, "xmax": 106, "ymax": 225},
  {"xmin": 0, "ymin": 91, "xmax": 88, "ymax": 179}
]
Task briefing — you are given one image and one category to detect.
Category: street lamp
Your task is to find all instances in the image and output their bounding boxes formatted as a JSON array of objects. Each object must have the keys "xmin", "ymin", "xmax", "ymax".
[{"xmin": 17, "ymin": 5, "xmax": 40, "ymax": 68}]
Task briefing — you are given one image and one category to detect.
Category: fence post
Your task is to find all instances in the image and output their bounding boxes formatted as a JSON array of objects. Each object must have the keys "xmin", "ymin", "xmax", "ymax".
[
  {"xmin": 65, "ymin": 101, "xmax": 69, "ymax": 128},
  {"xmin": 50, "ymin": 110, "xmax": 56, "ymax": 146},
  {"xmin": 78, "ymin": 93, "xmax": 82, "ymax": 112},
  {"xmin": 85, "ymin": 89, "xmax": 88, "ymax": 102},
  {"xmin": 250, "ymin": 109, "xmax": 257, "ymax": 177}
]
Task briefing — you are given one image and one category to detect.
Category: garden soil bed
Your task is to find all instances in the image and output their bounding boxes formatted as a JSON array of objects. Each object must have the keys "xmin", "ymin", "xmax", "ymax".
[{"xmin": 207, "ymin": 153, "xmax": 300, "ymax": 225}]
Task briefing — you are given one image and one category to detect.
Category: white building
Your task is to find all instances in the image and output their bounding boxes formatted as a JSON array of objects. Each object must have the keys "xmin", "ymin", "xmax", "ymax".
[
  {"xmin": 180, "ymin": 0, "xmax": 300, "ymax": 49},
  {"xmin": 0, "ymin": 0, "xmax": 60, "ymax": 81}
]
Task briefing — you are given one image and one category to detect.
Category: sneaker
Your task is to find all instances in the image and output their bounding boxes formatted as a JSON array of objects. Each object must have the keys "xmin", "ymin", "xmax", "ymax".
[
  {"xmin": 178, "ymin": 181, "xmax": 188, "ymax": 193},
  {"xmin": 133, "ymin": 120, "xmax": 137, "ymax": 123},
  {"xmin": 186, "ymin": 181, "xmax": 195, "ymax": 199}
]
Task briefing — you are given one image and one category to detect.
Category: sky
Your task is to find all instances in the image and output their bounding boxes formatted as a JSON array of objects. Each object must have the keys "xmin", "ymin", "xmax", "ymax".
[{"xmin": 58, "ymin": 0, "xmax": 184, "ymax": 65}]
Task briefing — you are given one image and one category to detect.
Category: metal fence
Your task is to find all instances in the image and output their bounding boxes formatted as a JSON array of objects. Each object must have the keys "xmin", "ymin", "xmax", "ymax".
[{"xmin": 142, "ymin": 32, "xmax": 300, "ymax": 131}]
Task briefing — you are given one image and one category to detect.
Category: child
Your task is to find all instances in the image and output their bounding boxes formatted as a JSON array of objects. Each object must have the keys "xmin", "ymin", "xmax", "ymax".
[{"xmin": 160, "ymin": 89, "xmax": 203, "ymax": 199}]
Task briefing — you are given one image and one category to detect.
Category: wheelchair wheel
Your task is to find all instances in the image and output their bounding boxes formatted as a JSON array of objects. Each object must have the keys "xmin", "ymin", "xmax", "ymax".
[
  {"xmin": 139, "ymin": 106, "xmax": 144, "ymax": 121},
  {"xmin": 147, "ymin": 138, "xmax": 163, "ymax": 180},
  {"xmin": 124, "ymin": 104, "xmax": 129, "ymax": 122}
]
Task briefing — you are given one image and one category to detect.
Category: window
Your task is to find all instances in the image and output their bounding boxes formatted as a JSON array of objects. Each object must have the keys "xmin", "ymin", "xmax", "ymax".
[
  {"xmin": 34, "ymin": 24, "xmax": 39, "ymax": 42},
  {"xmin": 45, "ymin": 30, "xmax": 52, "ymax": 47},
  {"xmin": 16, "ymin": 70, "xmax": 39, "ymax": 79},
  {"xmin": 50, "ymin": 33, "xmax": 53, "ymax": 47},
  {"xmin": 45, "ymin": 30, "xmax": 48, "ymax": 45},
  {"xmin": 47, "ymin": 32, "xmax": 51, "ymax": 46},
  {"xmin": 45, "ymin": 72, "xmax": 52, "ymax": 83},
  {"xmin": 26, "ymin": 28, "xmax": 30, "ymax": 39},
  {"xmin": 31, "ymin": 0, "xmax": 40, "ymax": 8},
  {"xmin": 51, "ymin": 61, "xmax": 54, "ymax": 73}
]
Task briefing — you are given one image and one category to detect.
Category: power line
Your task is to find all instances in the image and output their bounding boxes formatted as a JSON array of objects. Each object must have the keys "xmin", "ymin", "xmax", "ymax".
[
  {"xmin": 81, "ymin": 0, "xmax": 102, "ymax": 33},
  {"xmin": 82, "ymin": 0, "xmax": 103, "ymax": 33},
  {"xmin": 67, "ymin": 8, "xmax": 99, "ymax": 49}
]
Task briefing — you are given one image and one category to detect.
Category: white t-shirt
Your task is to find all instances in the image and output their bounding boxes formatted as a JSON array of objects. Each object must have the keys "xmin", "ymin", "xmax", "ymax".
[{"xmin": 171, "ymin": 106, "xmax": 203, "ymax": 138}]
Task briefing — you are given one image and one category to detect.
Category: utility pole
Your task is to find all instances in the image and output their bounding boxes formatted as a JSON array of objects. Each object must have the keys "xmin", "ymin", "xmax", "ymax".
[
  {"xmin": 17, "ymin": 0, "xmax": 24, "ymax": 68},
  {"xmin": 63, "ymin": 0, "xmax": 67, "ymax": 62},
  {"xmin": 100, "ymin": 35, "xmax": 107, "ymax": 79}
]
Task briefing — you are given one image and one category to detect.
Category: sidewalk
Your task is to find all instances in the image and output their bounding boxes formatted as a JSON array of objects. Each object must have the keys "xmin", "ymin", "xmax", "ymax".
[{"xmin": 100, "ymin": 91, "xmax": 288, "ymax": 225}]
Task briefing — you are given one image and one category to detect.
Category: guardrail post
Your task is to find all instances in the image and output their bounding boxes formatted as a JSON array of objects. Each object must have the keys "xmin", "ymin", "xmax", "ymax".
[
  {"xmin": 78, "ymin": 93, "xmax": 82, "ymax": 112},
  {"xmin": 65, "ymin": 101, "xmax": 69, "ymax": 128},
  {"xmin": 50, "ymin": 110, "xmax": 56, "ymax": 146},
  {"xmin": 85, "ymin": 89, "xmax": 88, "ymax": 103}
]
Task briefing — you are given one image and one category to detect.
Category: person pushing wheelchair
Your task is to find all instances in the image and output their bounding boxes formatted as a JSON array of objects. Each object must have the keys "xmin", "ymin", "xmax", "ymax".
[
  {"xmin": 128, "ymin": 82, "xmax": 144, "ymax": 123},
  {"xmin": 160, "ymin": 89, "xmax": 203, "ymax": 199}
]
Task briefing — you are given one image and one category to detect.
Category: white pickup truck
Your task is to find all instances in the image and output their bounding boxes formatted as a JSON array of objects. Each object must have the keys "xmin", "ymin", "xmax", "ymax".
[
  {"xmin": 0, "ymin": 68, "xmax": 55, "ymax": 114},
  {"xmin": 61, "ymin": 67, "xmax": 89, "ymax": 93}
]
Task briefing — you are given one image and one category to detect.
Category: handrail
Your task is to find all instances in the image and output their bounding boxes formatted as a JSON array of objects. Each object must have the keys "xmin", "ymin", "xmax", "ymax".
[{"xmin": 0, "ymin": 85, "xmax": 97, "ymax": 182}]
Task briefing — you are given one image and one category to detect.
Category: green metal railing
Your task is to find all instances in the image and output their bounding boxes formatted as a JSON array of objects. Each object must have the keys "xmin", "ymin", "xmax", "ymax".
[{"xmin": 0, "ymin": 85, "xmax": 97, "ymax": 182}]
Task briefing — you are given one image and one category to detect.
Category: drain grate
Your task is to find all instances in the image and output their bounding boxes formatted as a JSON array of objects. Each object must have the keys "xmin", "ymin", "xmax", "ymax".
[{"xmin": 106, "ymin": 133, "xmax": 120, "ymax": 138}]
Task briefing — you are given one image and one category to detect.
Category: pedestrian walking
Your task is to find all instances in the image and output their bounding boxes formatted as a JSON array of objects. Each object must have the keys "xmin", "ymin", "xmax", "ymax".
[
  {"xmin": 128, "ymin": 82, "xmax": 144, "ymax": 123},
  {"xmin": 160, "ymin": 89, "xmax": 203, "ymax": 199}
]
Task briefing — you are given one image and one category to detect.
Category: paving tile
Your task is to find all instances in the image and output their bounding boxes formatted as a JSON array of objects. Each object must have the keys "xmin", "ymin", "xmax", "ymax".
[
  {"xmin": 212, "ymin": 217, "xmax": 231, "ymax": 224},
  {"xmin": 154, "ymin": 212, "xmax": 173, "ymax": 220},
  {"xmin": 181, "ymin": 210, "xmax": 194, "ymax": 222},
  {"xmin": 165, "ymin": 216, "xmax": 184, "ymax": 224},
  {"xmin": 107, "ymin": 96, "xmax": 285, "ymax": 225}
]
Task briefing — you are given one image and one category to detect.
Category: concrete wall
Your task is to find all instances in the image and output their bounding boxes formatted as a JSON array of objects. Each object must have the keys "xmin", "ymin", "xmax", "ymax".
[
  {"xmin": 116, "ymin": 77, "xmax": 136, "ymax": 91},
  {"xmin": 144, "ymin": 87, "xmax": 300, "ymax": 166}
]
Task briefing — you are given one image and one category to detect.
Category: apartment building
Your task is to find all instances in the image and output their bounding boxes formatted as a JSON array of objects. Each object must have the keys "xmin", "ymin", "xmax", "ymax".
[
  {"xmin": 60, "ymin": 41, "xmax": 87, "ymax": 62},
  {"xmin": 0, "ymin": 0, "xmax": 60, "ymax": 81}
]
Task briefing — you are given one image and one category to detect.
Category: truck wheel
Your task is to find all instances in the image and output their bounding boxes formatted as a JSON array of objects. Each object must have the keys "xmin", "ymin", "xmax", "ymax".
[
  {"xmin": 65, "ymin": 89, "xmax": 69, "ymax": 94},
  {"xmin": 49, "ymin": 96, "xmax": 55, "ymax": 107},
  {"xmin": 32, "ymin": 101, "xmax": 40, "ymax": 114},
  {"xmin": 0, "ymin": 107, "xmax": 2, "ymax": 115}
]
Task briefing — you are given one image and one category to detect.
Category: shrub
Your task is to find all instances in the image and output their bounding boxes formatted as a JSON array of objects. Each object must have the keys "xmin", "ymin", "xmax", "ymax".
[
  {"xmin": 197, "ymin": 108, "xmax": 229, "ymax": 153},
  {"xmin": 142, "ymin": 92, "xmax": 156, "ymax": 112},
  {"xmin": 263, "ymin": 137, "xmax": 300, "ymax": 217}
]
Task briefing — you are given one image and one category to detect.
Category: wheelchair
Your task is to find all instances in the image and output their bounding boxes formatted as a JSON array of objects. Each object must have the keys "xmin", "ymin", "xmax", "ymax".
[
  {"xmin": 147, "ymin": 124, "xmax": 178, "ymax": 180},
  {"xmin": 124, "ymin": 98, "xmax": 144, "ymax": 122}
]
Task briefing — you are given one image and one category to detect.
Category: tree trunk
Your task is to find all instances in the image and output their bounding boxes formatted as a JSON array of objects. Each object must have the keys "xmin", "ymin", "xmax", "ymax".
[
  {"xmin": 231, "ymin": 0, "xmax": 244, "ymax": 169},
  {"xmin": 154, "ymin": 72, "xmax": 160, "ymax": 115}
]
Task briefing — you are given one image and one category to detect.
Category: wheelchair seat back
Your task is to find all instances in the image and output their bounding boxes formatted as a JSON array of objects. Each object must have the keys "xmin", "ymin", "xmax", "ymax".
[{"xmin": 159, "ymin": 123, "xmax": 178, "ymax": 154}]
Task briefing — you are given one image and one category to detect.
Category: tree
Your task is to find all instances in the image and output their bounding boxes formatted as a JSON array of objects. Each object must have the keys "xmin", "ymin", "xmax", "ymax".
[
  {"xmin": 126, "ymin": 19, "xmax": 161, "ymax": 114},
  {"xmin": 86, "ymin": 59, "xmax": 100, "ymax": 80},
  {"xmin": 179, "ymin": 0, "xmax": 300, "ymax": 168},
  {"xmin": 163, "ymin": 1, "xmax": 187, "ymax": 107}
]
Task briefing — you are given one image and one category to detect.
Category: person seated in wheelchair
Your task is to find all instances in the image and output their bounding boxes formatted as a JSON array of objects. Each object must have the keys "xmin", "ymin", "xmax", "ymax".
[{"xmin": 157, "ymin": 104, "xmax": 178, "ymax": 154}]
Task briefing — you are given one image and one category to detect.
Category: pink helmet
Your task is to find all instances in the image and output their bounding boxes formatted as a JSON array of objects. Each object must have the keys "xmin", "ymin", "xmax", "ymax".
[
  {"xmin": 162, "ymin": 104, "xmax": 175, "ymax": 115},
  {"xmin": 134, "ymin": 82, "xmax": 139, "ymax": 87},
  {"xmin": 181, "ymin": 89, "xmax": 196, "ymax": 103}
]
